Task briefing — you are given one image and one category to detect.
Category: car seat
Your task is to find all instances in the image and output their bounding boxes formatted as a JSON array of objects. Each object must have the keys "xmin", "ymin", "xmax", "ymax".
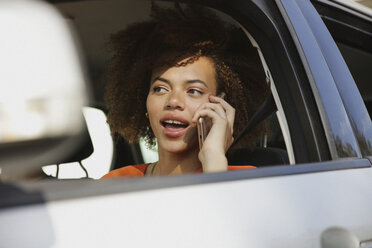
[{"xmin": 227, "ymin": 94, "xmax": 289, "ymax": 167}]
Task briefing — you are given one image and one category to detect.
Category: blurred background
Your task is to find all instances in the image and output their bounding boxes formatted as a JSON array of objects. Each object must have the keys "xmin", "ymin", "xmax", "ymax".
[{"xmin": 354, "ymin": 0, "xmax": 372, "ymax": 8}]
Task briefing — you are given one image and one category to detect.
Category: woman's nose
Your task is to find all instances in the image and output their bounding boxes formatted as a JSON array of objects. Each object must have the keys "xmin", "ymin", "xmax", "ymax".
[{"xmin": 166, "ymin": 90, "xmax": 185, "ymax": 110}]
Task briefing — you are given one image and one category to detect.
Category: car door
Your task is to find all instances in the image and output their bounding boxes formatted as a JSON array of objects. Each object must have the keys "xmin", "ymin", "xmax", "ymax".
[{"xmin": 1, "ymin": 0, "xmax": 372, "ymax": 247}]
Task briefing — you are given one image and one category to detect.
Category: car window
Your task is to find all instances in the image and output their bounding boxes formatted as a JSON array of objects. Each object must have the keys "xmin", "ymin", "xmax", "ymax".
[
  {"xmin": 16, "ymin": 0, "xmax": 371, "ymax": 181},
  {"xmin": 311, "ymin": 0, "xmax": 372, "ymax": 157},
  {"xmin": 42, "ymin": 107, "xmax": 113, "ymax": 179},
  {"xmin": 43, "ymin": 0, "xmax": 291, "ymax": 179},
  {"xmin": 336, "ymin": 43, "xmax": 372, "ymax": 116},
  {"xmin": 2, "ymin": 0, "xmax": 372, "ymax": 186},
  {"xmin": 312, "ymin": 1, "xmax": 372, "ymax": 111}
]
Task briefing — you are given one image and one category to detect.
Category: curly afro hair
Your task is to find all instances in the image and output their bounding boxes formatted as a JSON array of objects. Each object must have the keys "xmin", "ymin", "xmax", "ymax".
[{"xmin": 105, "ymin": 3, "xmax": 269, "ymax": 147}]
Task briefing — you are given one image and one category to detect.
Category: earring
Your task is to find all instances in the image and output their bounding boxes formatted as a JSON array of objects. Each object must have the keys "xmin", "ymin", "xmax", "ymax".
[{"xmin": 145, "ymin": 112, "xmax": 148, "ymax": 118}]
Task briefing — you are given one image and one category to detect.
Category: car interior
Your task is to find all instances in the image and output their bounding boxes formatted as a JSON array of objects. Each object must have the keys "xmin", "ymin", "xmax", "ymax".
[
  {"xmin": 15, "ymin": 0, "xmax": 372, "ymax": 181},
  {"xmin": 33, "ymin": 0, "xmax": 291, "ymax": 180}
]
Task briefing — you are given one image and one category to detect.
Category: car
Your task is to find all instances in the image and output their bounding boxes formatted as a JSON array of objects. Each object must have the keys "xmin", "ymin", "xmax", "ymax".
[{"xmin": 0, "ymin": 0, "xmax": 372, "ymax": 247}]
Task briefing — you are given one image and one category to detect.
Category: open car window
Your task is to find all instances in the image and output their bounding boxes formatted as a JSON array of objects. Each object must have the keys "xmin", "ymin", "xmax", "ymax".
[
  {"xmin": 2, "ymin": 0, "xmax": 372, "ymax": 182},
  {"xmin": 41, "ymin": 0, "xmax": 291, "ymax": 179}
]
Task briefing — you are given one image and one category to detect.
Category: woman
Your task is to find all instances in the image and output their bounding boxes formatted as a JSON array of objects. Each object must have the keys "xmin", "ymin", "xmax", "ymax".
[{"xmin": 102, "ymin": 4, "xmax": 268, "ymax": 177}]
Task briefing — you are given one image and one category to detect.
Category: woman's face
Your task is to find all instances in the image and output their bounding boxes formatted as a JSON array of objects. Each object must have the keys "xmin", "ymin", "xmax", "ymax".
[{"xmin": 146, "ymin": 56, "xmax": 217, "ymax": 154}]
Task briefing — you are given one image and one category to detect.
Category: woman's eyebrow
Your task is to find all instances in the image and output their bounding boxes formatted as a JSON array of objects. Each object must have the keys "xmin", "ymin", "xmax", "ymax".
[
  {"xmin": 151, "ymin": 76, "xmax": 169, "ymax": 85},
  {"xmin": 151, "ymin": 77, "xmax": 208, "ymax": 88}
]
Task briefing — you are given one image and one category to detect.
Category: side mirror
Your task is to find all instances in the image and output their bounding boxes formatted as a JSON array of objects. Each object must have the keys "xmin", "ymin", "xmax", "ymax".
[{"xmin": 0, "ymin": 0, "xmax": 89, "ymax": 180}]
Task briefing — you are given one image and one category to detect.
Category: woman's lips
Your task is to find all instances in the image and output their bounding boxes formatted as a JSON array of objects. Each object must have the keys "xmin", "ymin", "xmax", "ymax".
[
  {"xmin": 161, "ymin": 124, "xmax": 189, "ymax": 138},
  {"xmin": 160, "ymin": 115, "xmax": 190, "ymax": 138}
]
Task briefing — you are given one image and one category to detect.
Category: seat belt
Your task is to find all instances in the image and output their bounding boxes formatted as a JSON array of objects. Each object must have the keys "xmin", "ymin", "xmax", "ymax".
[{"xmin": 228, "ymin": 94, "xmax": 277, "ymax": 150}]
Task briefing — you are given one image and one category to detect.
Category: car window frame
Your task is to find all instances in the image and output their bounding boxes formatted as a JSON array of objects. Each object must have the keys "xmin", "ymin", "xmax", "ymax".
[
  {"xmin": 225, "ymin": 0, "xmax": 331, "ymax": 163},
  {"xmin": 274, "ymin": 0, "xmax": 372, "ymax": 160},
  {"xmin": 311, "ymin": 0, "xmax": 372, "ymax": 158}
]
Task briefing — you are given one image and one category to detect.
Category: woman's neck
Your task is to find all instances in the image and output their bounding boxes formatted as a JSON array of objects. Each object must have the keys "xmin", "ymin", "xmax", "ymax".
[{"xmin": 155, "ymin": 147, "xmax": 202, "ymax": 175}]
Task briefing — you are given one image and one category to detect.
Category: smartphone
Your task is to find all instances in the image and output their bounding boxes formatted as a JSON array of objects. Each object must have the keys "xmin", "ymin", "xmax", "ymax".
[
  {"xmin": 197, "ymin": 93, "xmax": 225, "ymax": 149},
  {"xmin": 197, "ymin": 117, "xmax": 212, "ymax": 149}
]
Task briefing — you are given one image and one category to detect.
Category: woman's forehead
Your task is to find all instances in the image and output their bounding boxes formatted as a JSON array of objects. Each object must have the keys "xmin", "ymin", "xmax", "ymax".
[{"xmin": 151, "ymin": 56, "xmax": 216, "ymax": 80}]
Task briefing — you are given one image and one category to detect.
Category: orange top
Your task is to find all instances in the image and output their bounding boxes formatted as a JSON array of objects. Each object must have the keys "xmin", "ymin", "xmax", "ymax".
[{"xmin": 101, "ymin": 164, "xmax": 256, "ymax": 179}]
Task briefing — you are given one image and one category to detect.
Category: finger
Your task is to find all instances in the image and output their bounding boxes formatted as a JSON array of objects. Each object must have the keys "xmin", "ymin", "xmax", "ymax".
[
  {"xmin": 209, "ymin": 95, "xmax": 235, "ymax": 130},
  {"xmin": 192, "ymin": 108, "xmax": 225, "ymax": 124},
  {"xmin": 192, "ymin": 102, "xmax": 226, "ymax": 122},
  {"xmin": 198, "ymin": 102, "xmax": 227, "ymax": 119},
  {"xmin": 209, "ymin": 95, "xmax": 235, "ymax": 116}
]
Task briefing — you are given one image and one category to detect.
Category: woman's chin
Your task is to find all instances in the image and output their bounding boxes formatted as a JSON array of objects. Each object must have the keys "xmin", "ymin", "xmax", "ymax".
[
  {"xmin": 156, "ymin": 127, "xmax": 198, "ymax": 154},
  {"xmin": 159, "ymin": 139, "xmax": 198, "ymax": 154}
]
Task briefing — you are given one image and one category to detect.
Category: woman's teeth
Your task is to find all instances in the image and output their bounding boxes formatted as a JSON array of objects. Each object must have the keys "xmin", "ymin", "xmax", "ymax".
[{"xmin": 162, "ymin": 120, "xmax": 188, "ymax": 128}]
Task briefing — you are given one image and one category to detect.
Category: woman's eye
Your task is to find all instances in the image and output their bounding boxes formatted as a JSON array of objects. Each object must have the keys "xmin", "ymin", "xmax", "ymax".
[
  {"xmin": 188, "ymin": 89, "xmax": 203, "ymax": 96},
  {"xmin": 153, "ymin": 86, "xmax": 167, "ymax": 93}
]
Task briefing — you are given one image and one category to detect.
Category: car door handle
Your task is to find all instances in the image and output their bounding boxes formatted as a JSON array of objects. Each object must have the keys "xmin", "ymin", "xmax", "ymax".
[
  {"xmin": 322, "ymin": 227, "xmax": 372, "ymax": 248},
  {"xmin": 361, "ymin": 240, "xmax": 372, "ymax": 248}
]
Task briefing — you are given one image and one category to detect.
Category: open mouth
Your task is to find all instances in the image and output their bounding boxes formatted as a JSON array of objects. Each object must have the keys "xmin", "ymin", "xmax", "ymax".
[{"xmin": 161, "ymin": 120, "xmax": 189, "ymax": 129}]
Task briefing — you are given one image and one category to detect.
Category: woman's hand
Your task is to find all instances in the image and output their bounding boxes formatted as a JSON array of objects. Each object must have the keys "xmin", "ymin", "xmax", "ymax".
[{"xmin": 192, "ymin": 95, "xmax": 235, "ymax": 172}]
